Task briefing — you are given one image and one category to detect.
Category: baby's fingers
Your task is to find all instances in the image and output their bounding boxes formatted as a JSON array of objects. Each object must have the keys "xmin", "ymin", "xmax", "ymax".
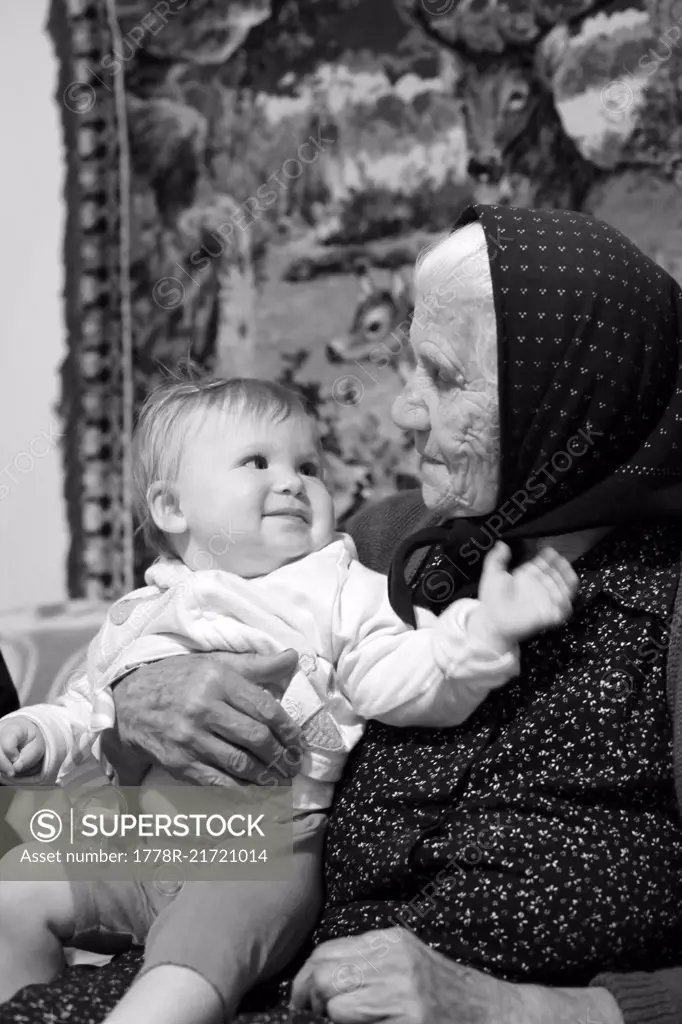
[
  {"xmin": 534, "ymin": 549, "xmax": 578, "ymax": 598},
  {"xmin": 0, "ymin": 727, "xmax": 23, "ymax": 774},
  {"xmin": 521, "ymin": 561, "xmax": 573, "ymax": 620},
  {"xmin": 0, "ymin": 747, "xmax": 15, "ymax": 777},
  {"xmin": 12, "ymin": 736, "xmax": 44, "ymax": 775},
  {"xmin": 556, "ymin": 559, "xmax": 579, "ymax": 596},
  {"xmin": 482, "ymin": 542, "xmax": 512, "ymax": 575}
]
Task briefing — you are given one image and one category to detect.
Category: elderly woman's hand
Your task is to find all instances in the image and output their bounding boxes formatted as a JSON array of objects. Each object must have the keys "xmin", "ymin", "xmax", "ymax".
[
  {"xmin": 102, "ymin": 649, "xmax": 303, "ymax": 786},
  {"xmin": 290, "ymin": 928, "xmax": 625, "ymax": 1024}
]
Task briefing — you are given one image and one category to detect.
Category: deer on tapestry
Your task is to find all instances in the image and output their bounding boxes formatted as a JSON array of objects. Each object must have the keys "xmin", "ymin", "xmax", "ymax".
[
  {"xmin": 326, "ymin": 264, "xmax": 416, "ymax": 384},
  {"xmin": 394, "ymin": 0, "xmax": 612, "ymax": 211}
]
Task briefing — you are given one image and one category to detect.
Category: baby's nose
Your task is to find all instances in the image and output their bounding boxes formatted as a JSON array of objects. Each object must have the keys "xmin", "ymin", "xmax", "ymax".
[{"xmin": 273, "ymin": 471, "xmax": 304, "ymax": 495}]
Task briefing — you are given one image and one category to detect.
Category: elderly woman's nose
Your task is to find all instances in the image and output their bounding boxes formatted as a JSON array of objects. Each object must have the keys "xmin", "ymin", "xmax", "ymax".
[{"xmin": 392, "ymin": 387, "xmax": 429, "ymax": 433}]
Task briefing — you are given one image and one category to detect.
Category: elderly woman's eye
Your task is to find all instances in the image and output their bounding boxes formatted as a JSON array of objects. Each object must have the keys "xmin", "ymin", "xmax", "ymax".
[
  {"xmin": 429, "ymin": 364, "xmax": 465, "ymax": 388},
  {"xmin": 442, "ymin": 370, "xmax": 466, "ymax": 389}
]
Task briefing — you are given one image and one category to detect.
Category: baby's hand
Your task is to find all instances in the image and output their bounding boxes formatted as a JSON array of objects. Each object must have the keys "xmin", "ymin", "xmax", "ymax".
[
  {"xmin": 0, "ymin": 718, "xmax": 46, "ymax": 777},
  {"xmin": 478, "ymin": 542, "xmax": 578, "ymax": 644}
]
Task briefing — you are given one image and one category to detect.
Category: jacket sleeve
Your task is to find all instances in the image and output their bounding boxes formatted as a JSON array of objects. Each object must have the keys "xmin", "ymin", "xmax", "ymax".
[
  {"xmin": 87, "ymin": 583, "xmax": 202, "ymax": 689},
  {"xmin": 0, "ymin": 587, "xmax": 197, "ymax": 786},
  {"xmin": 332, "ymin": 557, "xmax": 519, "ymax": 727},
  {"xmin": 591, "ymin": 969, "xmax": 682, "ymax": 1024},
  {"xmin": 0, "ymin": 673, "xmax": 116, "ymax": 784}
]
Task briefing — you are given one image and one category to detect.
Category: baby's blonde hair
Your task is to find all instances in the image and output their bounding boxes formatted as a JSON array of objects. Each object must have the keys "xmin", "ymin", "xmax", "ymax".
[{"xmin": 132, "ymin": 373, "xmax": 316, "ymax": 558}]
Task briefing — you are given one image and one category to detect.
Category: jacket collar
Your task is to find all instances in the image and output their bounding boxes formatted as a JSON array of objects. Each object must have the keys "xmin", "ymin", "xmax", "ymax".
[{"xmin": 575, "ymin": 523, "xmax": 682, "ymax": 621}]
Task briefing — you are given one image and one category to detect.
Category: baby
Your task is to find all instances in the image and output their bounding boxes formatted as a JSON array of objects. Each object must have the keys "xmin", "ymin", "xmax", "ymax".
[{"xmin": 0, "ymin": 376, "xmax": 576, "ymax": 1024}]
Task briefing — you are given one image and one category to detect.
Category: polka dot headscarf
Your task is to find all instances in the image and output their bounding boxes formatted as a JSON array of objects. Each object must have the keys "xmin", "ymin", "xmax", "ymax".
[{"xmin": 389, "ymin": 203, "xmax": 682, "ymax": 626}]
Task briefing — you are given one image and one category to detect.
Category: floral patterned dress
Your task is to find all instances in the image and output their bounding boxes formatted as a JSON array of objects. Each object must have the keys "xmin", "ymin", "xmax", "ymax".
[{"xmin": 2, "ymin": 523, "xmax": 682, "ymax": 1024}]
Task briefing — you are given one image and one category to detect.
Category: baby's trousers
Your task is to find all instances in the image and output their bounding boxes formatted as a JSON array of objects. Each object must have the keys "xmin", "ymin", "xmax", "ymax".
[{"xmin": 68, "ymin": 812, "xmax": 326, "ymax": 1015}]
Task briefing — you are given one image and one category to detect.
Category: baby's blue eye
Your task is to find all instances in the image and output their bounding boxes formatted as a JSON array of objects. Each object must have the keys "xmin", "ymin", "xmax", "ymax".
[
  {"xmin": 243, "ymin": 455, "xmax": 268, "ymax": 470},
  {"xmin": 300, "ymin": 462, "xmax": 320, "ymax": 478}
]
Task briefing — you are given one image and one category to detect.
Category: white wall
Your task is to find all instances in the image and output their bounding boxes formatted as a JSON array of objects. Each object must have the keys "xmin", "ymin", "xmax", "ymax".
[{"xmin": 0, "ymin": 2, "xmax": 68, "ymax": 612}]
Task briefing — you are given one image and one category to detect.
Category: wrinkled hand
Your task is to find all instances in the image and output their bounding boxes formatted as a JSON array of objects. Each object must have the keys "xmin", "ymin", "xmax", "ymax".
[
  {"xmin": 479, "ymin": 542, "xmax": 578, "ymax": 643},
  {"xmin": 290, "ymin": 928, "xmax": 506, "ymax": 1023},
  {"xmin": 289, "ymin": 928, "xmax": 624, "ymax": 1024},
  {"xmin": 0, "ymin": 716, "xmax": 45, "ymax": 776},
  {"xmin": 104, "ymin": 649, "xmax": 302, "ymax": 786}
]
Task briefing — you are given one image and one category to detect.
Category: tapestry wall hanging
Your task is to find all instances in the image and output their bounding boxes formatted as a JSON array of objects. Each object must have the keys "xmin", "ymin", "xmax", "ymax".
[{"xmin": 51, "ymin": 0, "xmax": 682, "ymax": 600}]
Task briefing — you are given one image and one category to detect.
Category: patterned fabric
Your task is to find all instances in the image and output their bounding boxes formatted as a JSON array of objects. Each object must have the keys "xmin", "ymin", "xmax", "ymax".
[
  {"xmin": 50, "ymin": 0, "xmax": 136, "ymax": 599},
  {"xmin": 49, "ymin": 0, "xmax": 261, "ymax": 601},
  {"xmin": 317, "ymin": 524, "xmax": 682, "ymax": 984},
  {"xmin": 3, "ymin": 523, "xmax": 682, "ymax": 1022},
  {"xmin": 389, "ymin": 203, "xmax": 682, "ymax": 623}
]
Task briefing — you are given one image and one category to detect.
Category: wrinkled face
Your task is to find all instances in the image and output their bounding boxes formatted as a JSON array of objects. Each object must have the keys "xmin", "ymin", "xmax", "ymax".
[
  {"xmin": 172, "ymin": 409, "xmax": 335, "ymax": 576},
  {"xmin": 392, "ymin": 261, "xmax": 500, "ymax": 516}
]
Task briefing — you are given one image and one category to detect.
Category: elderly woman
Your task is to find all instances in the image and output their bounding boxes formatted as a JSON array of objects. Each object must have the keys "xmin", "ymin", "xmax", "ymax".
[{"xmin": 4, "ymin": 203, "xmax": 682, "ymax": 1024}]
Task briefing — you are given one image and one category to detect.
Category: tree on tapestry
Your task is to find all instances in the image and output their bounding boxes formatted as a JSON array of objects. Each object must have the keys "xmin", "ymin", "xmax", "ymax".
[
  {"xmin": 394, "ymin": 0, "xmax": 682, "ymax": 211},
  {"xmin": 119, "ymin": 2, "xmax": 269, "ymax": 396},
  {"xmin": 118, "ymin": 0, "xmax": 385, "ymax": 394}
]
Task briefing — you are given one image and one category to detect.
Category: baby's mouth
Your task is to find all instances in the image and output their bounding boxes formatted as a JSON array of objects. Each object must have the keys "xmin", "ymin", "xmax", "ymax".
[{"xmin": 265, "ymin": 508, "xmax": 311, "ymax": 524}]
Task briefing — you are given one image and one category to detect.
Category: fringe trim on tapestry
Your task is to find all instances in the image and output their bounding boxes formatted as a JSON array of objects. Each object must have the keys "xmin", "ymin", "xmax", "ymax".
[{"xmin": 49, "ymin": 0, "xmax": 135, "ymax": 599}]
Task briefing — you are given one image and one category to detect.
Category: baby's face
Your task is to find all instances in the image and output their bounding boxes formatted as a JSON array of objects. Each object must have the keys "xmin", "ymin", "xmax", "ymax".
[{"xmin": 173, "ymin": 409, "xmax": 335, "ymax": 576}]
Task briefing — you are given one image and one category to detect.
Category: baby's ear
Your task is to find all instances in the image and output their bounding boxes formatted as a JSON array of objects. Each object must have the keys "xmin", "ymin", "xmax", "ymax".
[{"xmin": 147, "ymin": 482, "xmax": 186, "ymax": 535}]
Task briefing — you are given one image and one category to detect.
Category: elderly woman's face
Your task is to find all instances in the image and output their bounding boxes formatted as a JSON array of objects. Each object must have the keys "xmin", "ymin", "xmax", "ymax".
[{"xmin": 392, "ymin": 284, "xmax": 500, "ymax": 515}]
